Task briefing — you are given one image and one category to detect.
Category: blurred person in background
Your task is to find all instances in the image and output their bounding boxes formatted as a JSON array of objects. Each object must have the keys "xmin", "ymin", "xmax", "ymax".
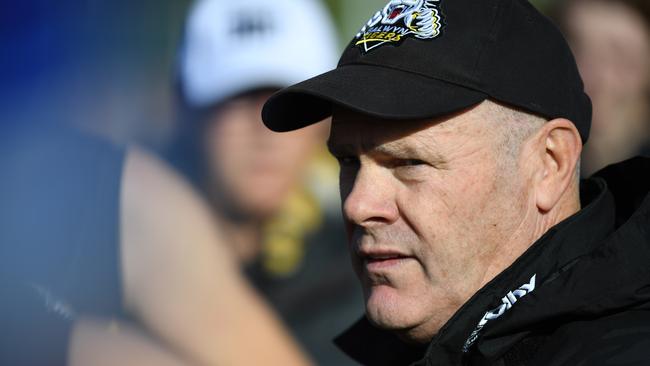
[
  {"xmin": 1, "ymin": 127, "xmax": 311, "ymax": 366},
  {"xmin": 553, "ymin": 0, "xmax": 650, "ymax": 176},
  {"xmin": 0, "ymin": 1, "xmax": 317, "ymax": 365},
  {"xmin": 167, "ymin": 0, "xmax": 364, "ymax": 364}
]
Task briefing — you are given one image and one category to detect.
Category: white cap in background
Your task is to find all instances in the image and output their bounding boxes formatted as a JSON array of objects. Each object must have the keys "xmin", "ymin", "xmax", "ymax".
[{"xmin": 179, "ymin": 0, "xmax": 339, "ymax": 108}]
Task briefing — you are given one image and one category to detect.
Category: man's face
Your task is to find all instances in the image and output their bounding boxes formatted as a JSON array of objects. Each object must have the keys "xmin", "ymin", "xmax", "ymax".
[
  {"xmin": 205, "ymin": 90, "xmax": 324, "ymax": 219},
  {"xmin": 328, "ymin": 103, "xmax": 529, "ymax": 342}
]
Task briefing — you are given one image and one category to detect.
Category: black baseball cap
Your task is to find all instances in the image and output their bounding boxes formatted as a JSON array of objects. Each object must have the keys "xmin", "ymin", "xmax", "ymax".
[{"xmin": 262, "ymin": 0, "xmax": 591, "ymax": 142}]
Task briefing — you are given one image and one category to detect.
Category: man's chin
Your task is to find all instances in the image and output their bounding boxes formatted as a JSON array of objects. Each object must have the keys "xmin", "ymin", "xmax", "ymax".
[
  {"xmin": 365, "ymin": 288, "xmax": 437, "ymax": 344},
  {"xmin": 365, "ymin": 288, "xmax": 420, "ymax": 330}
]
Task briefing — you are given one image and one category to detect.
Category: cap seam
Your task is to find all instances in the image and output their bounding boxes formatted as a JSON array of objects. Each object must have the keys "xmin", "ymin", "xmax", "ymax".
[{"xmin": 472, "ymin": 0, "xmax": 508, "ymax": 82}]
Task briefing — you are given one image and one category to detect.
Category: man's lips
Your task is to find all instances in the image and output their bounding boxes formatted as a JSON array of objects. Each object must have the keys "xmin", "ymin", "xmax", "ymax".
[{"xmin": 357, "ymin": 249, "xmax": 414, "ymax": 270}]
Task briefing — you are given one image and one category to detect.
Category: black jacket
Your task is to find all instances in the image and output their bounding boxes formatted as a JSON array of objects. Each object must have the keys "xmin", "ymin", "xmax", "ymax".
[{"xmin": 336, "ymin": 157, "xmax": 650, "ymax": 366}]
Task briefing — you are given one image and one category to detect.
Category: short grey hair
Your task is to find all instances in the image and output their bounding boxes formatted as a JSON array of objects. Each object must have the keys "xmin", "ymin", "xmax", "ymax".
[
  {"xmin": 483, "ymin": 100, "xmax": 581, "ymax": 179},
  {"xmin": 483, "ymin": 100, "xmax": 546, "ymax": 160}
]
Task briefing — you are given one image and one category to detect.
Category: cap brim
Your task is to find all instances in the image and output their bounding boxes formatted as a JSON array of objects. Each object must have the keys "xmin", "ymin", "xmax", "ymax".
[{"xmin": 262, "ymin": 64, "xmax": 488, "ymax": 132}]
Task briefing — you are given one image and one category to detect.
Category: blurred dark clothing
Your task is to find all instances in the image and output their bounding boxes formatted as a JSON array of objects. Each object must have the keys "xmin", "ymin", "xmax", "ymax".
[
  {"xmin": 246, "ymin": 214, "xmax": 363, "ymax": 366},
  {"xmin": 639, "ymin": 140, "xmax": 650, "ymax": 157},
  {"xmin": 0, "ymin": 125, "xmax": 125, "ymax": 364},
  {"xmin": 336, "ymin": 157, "xmax": 650, "ymax": 366}
]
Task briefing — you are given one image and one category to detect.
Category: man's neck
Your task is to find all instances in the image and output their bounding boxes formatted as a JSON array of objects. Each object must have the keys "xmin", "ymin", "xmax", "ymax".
[{"xmin": 481, "ymin": 182, "xmax": 581, "ymax": 290}]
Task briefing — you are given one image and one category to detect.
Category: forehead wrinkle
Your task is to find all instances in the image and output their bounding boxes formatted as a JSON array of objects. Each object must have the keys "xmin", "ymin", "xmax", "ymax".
[
  {"xmin": 373, "ymin": 135, "xmax": 431, "ymax": 158},
  {"xmin": 329, "ymin": 133, "xmax": 425, "ymax": 156},
  {"xmin": 328, "ymin": 121, "xmax": 450, "ymax": 163},
  {"xmin": 401, "ymin": 124, "xmax": 450, "ymax": 162},
  {"xmin": 329, "ymin": 108, "xmax": 468, "ymax": 158}
]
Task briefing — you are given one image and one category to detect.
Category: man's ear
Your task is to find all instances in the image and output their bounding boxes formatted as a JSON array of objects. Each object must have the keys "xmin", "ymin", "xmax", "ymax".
[{"xmin": 534, "ymin": 118, "xmax": 582, "ymax": 212}]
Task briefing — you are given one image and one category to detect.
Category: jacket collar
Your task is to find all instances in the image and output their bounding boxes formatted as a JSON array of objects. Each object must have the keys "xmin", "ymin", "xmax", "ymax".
[{"xmin": 477, "ymin": 157, "xmax": 650, "ymax": 362}]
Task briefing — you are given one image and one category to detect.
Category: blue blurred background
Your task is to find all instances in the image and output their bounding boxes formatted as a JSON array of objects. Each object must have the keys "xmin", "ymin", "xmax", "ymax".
[{"xmin": 0, "ymin": 0, "xmax": 564, "ymax": 148}]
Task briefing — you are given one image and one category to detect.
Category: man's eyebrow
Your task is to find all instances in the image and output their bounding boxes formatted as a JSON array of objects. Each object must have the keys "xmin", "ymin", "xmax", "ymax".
[
  {"xmin": 327, "ymin": 140, "xmax": 425, "ymax": 158},
  {"xmin": 378, "ymin": 140, "xmax": 448, "ymax": 164},
  {"xmin": 373, "ymin": 143, "xmax": 408, "ymax": 156},
  {"xmin": 328, "ymin": 135, "xmax": 445, "ymax": 161}
]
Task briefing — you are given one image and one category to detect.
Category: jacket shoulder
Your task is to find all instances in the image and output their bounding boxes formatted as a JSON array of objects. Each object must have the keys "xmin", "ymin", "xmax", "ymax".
[{"xmin": 529, "ymin": 310, "xmax": 650, "ymax": 366}]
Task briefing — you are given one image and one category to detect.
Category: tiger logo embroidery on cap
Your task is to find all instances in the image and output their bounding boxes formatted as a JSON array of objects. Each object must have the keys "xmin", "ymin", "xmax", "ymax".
[{"xmin": 354, "ymin": 0, "xmax": 444, "ymax": 53}]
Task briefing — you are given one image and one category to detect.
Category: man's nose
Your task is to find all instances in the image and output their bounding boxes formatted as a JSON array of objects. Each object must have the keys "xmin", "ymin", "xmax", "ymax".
[{"xmin": 342, "ymin": 164, "xmax": 399, "ymax": 227}]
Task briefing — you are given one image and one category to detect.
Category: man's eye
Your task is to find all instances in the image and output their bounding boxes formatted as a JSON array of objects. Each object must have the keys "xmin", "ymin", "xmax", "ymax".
[
  {"xmin": 402, "ymin": 159, "xmax": 426, "ymax": 166},
  {"xmin": 390, "ymin": 158, "xmax": 427, "ymax": 168},
  {"xmin": 393, "ymin": 159, "xmax": 429, "ymax": 180}
]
